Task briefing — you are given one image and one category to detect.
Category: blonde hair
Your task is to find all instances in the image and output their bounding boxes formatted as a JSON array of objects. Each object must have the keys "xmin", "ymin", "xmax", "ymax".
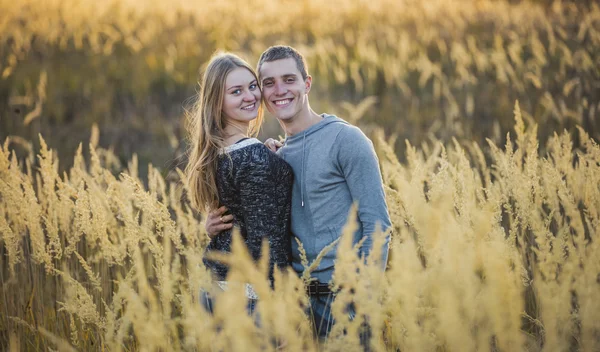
[{"xmin": 185, "ymin": 52, "xmax": 263, "ymax": 212}]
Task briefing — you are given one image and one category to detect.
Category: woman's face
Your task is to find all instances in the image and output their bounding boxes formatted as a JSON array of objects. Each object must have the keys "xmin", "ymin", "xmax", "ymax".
[{"xmin": 222, "ymin": 67, "xmax": 261, "ymax": 124}]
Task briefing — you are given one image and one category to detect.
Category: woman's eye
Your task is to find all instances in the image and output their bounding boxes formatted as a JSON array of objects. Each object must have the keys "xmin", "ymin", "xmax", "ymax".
[
  {"xmin": 249, "ymin": 83, "xmax": 257, "ymax": 90},
  {"xmin": 232, "ymin": 89, "xmax": 241, "ymax": 95}
]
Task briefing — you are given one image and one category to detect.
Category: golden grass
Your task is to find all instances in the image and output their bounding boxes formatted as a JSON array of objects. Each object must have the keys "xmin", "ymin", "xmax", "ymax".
[
  {"xmin": 1, "ymin": 0, "xmax": 598, "ymax": 164},
  {"xmin": 1, "ymin": 102, "xmax": 599, "ymax": 351}
]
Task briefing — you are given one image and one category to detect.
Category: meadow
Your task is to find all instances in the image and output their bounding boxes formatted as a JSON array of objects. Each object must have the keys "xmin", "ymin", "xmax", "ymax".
[
  {"xmin": 1, "ymin": 0, "xmax": 598, "ymax": 170},
  {"xmin": 1, "ymin": 0, "xmax": 599, "ymax": 351},
  {"xmin": 1, "ymin": 104, "xmax": 599, "ymax": 351}
]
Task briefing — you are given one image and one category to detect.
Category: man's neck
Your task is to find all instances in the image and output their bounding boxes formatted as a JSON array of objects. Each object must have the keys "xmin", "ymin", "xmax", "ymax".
[{"xmin": 282, "ymin": 109, "xmax": 322, "ymax": 137}]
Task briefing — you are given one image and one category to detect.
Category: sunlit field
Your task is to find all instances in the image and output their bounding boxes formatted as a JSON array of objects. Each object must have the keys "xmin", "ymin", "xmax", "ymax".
[
  {"xmin": 2, "ymin": 0, "xmax": 598, "ymax": 168},
  {"xmin": 1, "ymin": 0, "xmax": 599, "ymax": 351}
]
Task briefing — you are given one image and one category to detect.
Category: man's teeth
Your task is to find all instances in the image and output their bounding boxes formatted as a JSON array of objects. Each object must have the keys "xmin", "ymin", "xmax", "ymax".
[{"xmin": 275, "ymin": 99, "xmax": 291, "ymax": 106}]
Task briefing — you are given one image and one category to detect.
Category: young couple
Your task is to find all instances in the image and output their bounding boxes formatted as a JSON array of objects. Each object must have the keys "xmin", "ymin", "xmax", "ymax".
[{"xmin": 185, "ymin": 45, "xmax": 391, "ymax": 339}]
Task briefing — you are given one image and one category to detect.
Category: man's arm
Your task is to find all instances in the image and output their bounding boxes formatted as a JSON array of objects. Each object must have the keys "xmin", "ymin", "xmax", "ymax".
[
  {"xmin": 336, "ymin": 125, "xmax": 391, "ymax": 268},
  {"xmin": 204, "ymin": 206, "xmax": 233, "ymax": 238}
]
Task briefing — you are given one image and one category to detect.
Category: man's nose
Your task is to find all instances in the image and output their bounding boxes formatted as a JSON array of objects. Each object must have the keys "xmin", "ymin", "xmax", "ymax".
[{"xmin": 274, "ymin": 82, "xmax": 286, "ymax": 96}]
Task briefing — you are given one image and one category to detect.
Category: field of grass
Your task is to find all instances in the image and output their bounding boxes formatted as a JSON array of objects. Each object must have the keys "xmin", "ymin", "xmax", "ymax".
[
  {"xmin": 1, "ymin": 0, "xmax": 598, "ymax": 170},
  {"xmin": 1, "ymin": 104, "xmax": 599, "ymax": 351},
  {"xmin": 1, "ymin": 0, "xmax": 599, "ymax": 351}
]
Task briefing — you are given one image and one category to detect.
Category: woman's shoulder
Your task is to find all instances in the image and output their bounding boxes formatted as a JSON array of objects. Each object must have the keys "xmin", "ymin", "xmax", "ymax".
[
  {"xmin": 219, "ymin": 138, "xmax": 263, "ymax": 155},
  {"xmin": 219, "ymin": 139, "xmax": 280, "ymax": 166}
]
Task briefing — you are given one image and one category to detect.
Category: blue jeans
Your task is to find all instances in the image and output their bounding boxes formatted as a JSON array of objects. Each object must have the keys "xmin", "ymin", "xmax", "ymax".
[
  {"xmin": 308, "ymin": 293, "xmax": 336, "ymax": 338},
  {"xmin": 308, "ymin": 293, "xmax": 371, "ymax": 350}
]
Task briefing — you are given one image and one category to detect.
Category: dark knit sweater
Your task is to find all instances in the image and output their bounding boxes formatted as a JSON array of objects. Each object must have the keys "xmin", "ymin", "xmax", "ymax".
[{"xmin": 203, "ymin": 138, "xmax": 294, "ymax": 282}]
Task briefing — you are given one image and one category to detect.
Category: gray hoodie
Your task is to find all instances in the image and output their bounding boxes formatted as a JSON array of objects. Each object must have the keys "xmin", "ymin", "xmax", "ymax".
[{"xmin": 277, "ymin": 114, "xmax": 391, "ymax": 283}]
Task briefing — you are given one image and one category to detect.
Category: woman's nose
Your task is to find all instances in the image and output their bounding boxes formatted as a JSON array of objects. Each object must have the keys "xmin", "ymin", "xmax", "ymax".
[{"xmin": 243, "ymin": 89, "xmax": 255, "ymax": 101}]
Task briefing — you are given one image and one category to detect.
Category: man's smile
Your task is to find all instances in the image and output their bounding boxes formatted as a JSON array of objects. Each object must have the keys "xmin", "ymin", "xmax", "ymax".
[{"xmin": 273, "ymin": 98, "xmax": 293, "ymax": 107}]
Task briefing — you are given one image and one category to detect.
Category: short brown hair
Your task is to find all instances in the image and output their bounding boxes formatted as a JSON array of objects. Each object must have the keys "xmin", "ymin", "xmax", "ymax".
[{"xmin": 257, "ymin": 45, "xmax": 309, "ymax": 80}]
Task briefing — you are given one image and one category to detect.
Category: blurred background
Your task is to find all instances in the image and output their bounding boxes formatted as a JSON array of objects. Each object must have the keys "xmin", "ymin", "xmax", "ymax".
[{"xmin": 1, "ymin": 0, "xmax": 598, "ymax": 178}]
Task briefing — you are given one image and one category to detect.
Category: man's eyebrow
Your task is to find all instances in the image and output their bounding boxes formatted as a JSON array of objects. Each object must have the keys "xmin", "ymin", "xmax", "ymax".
[{"xmin": 262, "ymin": 74, "xmax": 297, "ymax": 83}]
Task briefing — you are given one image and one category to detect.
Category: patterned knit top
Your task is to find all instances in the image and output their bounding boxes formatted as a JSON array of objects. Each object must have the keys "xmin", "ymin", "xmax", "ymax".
[{"xmin": 203, "ymin": 138, "xmax": 294, "ymax": 282}]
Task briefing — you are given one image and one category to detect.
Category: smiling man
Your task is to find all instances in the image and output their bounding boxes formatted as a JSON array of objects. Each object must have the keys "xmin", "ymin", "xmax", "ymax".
[{"xmin": 206, "ymin": 45, "xmax": 391, "ymax": 341}]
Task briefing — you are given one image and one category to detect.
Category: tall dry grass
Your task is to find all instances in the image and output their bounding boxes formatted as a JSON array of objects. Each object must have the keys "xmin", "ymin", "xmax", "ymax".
[
  {"xmin": 1, "ymin": 102, "xmax": 598, "ymax": 351},
  {"xmin": 2, "ymin": 0, "xmax": 598, "ymax": 171}
]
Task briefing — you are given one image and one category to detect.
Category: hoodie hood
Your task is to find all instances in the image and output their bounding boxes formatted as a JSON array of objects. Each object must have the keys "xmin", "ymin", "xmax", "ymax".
[
  {"xmin": 284, "ymin": 114, "xmax": 348, "ymax": 142},
  {"xmin": 282, "ymin": 114, "xmax": 348, "ymax": 207}
]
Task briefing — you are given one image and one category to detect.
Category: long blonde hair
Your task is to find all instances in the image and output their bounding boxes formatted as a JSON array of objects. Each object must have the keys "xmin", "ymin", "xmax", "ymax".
[{"xmin": 185, "ymin": 52, "xmax": 263, "ymax": 212}]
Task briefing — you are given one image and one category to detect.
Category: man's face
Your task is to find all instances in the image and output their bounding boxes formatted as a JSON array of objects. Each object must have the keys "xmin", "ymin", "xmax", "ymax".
[{"xmin": 259, "ymin": 58, "xmax": 311, "ymax": 121}]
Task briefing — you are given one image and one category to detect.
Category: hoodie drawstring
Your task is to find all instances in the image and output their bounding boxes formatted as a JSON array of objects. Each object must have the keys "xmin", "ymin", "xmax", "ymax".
[{"xmin": 301, "ymin": 132, "xmax": 306, "ymax": 207}]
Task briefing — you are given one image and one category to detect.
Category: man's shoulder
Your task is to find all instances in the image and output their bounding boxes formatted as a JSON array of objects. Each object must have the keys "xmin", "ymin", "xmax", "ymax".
[
  {"xmin": 332, "ymin": 122, "xmax": 376, "ymax": 164},
  {"xmin": 315, "ymin": 114, "xmax": 362, "ymax": 139},
  {"xmin": 332, "ymin": 121, "xmax": 370, "ymax": 145}
]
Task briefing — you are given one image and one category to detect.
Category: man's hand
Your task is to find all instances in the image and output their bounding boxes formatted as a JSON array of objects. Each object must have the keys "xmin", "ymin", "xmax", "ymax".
[
  {"xmin": 205, "ymin": 206, "xmax": 233, "ymax": 238},
  {"xmin": 264, "ymin": 138, "xmax": 283, "ymax": 152}
]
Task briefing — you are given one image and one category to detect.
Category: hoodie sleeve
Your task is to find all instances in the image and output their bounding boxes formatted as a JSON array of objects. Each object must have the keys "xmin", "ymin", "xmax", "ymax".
[{"xmin": 336, "ymin": 125, "xmax": 391, "ymax": 268}]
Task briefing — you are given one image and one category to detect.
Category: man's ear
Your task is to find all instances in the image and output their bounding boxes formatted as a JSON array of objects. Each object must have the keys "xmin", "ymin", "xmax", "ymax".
[{"xmin": 304, "ymin": 75, "xmax": 312, "ymax": 94}]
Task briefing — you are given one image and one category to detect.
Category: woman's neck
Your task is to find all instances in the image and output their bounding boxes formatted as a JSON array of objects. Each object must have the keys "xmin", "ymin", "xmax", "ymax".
[{"xmin": 223, "ymin": 121, "xmax": 249, "ymax": 146}]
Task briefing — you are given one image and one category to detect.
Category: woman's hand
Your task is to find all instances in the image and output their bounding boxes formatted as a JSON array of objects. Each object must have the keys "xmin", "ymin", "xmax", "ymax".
[
  {"xmin": 205, "ymin": 206, "xmax": 233, "ymax": 238},
  {"xmin": 264, "ymin": 138, "xmax": 283, "ymax": 152}
]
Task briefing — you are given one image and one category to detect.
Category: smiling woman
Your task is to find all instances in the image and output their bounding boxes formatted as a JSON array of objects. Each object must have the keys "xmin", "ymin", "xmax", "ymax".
[
  {"xmin": 185, "ymin": 53, "xmax": 264, "ymax": 212},
  {"xmin": 221, "ymin": 67, "xmax": 261, "ymax": 140},
  {"xmin": 183, "ymin": 52, "xmax": 294, "ymax": 316}
]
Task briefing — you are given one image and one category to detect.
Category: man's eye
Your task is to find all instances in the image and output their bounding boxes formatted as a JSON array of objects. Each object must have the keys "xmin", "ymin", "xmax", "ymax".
[
  {"xmin": 286, "ymin": 78, "xmax": 295, "ymax": 83},
  {"xmin": 263, "ymin": 81, "xmax": 273, "ymax": 87}
]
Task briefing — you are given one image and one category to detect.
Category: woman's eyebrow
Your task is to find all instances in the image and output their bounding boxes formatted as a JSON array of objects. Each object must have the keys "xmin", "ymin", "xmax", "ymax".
[
  {"xmin": 227, "ymin": 80, "xmax": 257, "ymax": 91},
  {"xmin": 226, "ymin": 85, "xmax": 242, "ymax": 91}
]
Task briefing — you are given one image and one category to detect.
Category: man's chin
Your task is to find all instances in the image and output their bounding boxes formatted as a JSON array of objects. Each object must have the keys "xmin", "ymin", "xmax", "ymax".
[{"xmin": 270, "ymin": 110, "xmax": 291, "ymax": 121}]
